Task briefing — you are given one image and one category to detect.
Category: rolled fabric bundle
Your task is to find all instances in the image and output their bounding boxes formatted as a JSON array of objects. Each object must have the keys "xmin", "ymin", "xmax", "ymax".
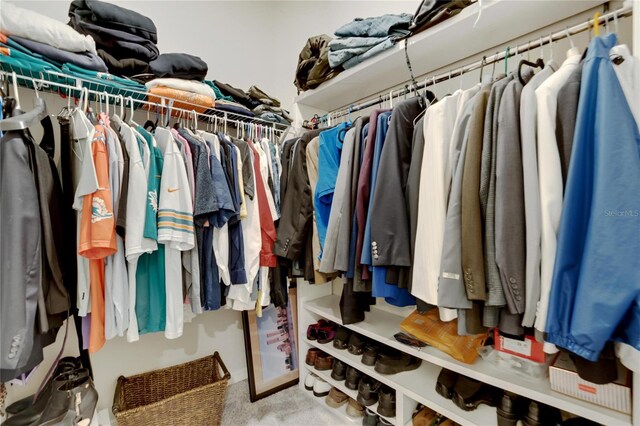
[
  {"xmin": 146, "ymin": 86, "xmax": 214, "ymax": 116},
  {"xmin": 146, "ymin": 78, "xmax": 216, "ymax": 99}
]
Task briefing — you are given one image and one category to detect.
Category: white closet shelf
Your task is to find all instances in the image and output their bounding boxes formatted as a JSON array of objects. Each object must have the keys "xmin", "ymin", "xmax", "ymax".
[
  {"xmin": 306, "ymin": 339, "xmax": 495, "ymax": 426},
  {"xmin": 305, "ymin": 295, "xmax": 631, "ymax": 426},
  {"xmin": 303, "ymin": 362, "xmax": 397, "ymax": 425},
  {"xmin": 293, "ymin": 0, "xmax": 605, "ymax": 112}
]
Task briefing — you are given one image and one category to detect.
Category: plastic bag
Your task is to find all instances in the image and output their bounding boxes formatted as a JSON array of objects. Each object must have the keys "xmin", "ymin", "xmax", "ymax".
[{"xmin": 400, "ymin": 309, "xmax": 487, "ymax": 364}]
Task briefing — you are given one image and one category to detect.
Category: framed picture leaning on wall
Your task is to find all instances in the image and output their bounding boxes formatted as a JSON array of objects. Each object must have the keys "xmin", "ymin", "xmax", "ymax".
[{"xmin": 242, "ymin": 288, "xmax": 299, "ymax": 402}]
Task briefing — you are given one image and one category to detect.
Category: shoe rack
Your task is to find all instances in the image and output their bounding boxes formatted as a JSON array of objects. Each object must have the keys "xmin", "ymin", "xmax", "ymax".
[{"xmin": 296, "ymin": 279, "xmax": 633, "ymax": 426}]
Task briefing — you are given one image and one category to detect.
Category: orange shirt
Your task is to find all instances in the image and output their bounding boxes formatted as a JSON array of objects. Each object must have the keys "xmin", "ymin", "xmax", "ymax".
[{"xmin": 78, "ymin": 125, "xmax": 116, "ymax": 353}]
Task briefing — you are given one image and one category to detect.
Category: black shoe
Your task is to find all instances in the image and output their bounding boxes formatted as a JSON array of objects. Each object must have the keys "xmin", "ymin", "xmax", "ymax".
[
  {"xmin": 362, "ymin": 408, "xmax": 378, "ymax": 426},
  {"xmin": 5, "ymin": 357, "xmax": 81, "ymax": 416},
  {"xmin": 435, "ymin": 368, "xmax": 459, "ymax": 400},
  {"xmin": 376, "ymin": 386, "xmax": 396, "ymax": 418},
  {"xmin": 347, "ymin": 333, "xmax": 365, "ymax": 355},
  {"xmin": 345, "ymin": 366, "xmax": 364, "ymax": 390},
  {"xmin": 357, "ymin": 376, "xmax": 382, "ymax": 406},
  {"xmin": 331, "ymin": 359, "xmax": 348, "ymax": 381},
  {"xmin": 39, "ymin": 375, "xmax": 98, "ymax": 426},
  {"xmin": 452, "ymin": 376, "xmax": 500, "ymax": 412},
  {"xmin": 497, "ymin": 393, "xmax": 527, "ymax": 426},
  {"xmin": 374, "ymin": 350, "xmax": 421, "ymax": 375},
  {"xmin": 523, "ymin": 401, "xmax": 562, "ymax": 426},
  {"xmin": 333, "ymin": 326, "xmax": 351, "ymax": 350},
  {"xmin": 361, "ymin": 341, "xmax": 380, "ymax": 366}
]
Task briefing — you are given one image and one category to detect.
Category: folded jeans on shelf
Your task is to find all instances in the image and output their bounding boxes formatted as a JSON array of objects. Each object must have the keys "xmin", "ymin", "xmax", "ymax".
[{"xmin": 334, "ymin": 13, "xmax": 413, "ymax": 38}]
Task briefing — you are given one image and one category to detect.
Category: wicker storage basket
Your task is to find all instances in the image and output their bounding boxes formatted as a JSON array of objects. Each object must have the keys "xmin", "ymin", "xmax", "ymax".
[{"xmin": 112, "ymin": 352, "xmax": 230, "ymax": 426}]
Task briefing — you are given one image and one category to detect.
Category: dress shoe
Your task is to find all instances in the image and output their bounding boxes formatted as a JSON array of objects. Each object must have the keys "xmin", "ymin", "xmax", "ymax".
[
  {"xmin": 374, "ymin": 349, "xmax": 421, "ymax": 375},
  {"xmin": 497, "ymin": 392, "xmax": 527, "ymax": 426},
  {"xmin": 412, "ymin": 406, "xmax": 438, "ymax": 426},
  {"xmin": 317, "ymin": 323, "xmax": 338, "ymax": 344},
  {"xmin": 435, "ymin": 368, "xmax": 459, "ymax": 400},
  {"xmin": 304, "ymin": 372, "xmax": 318, "ymax": 391},
  {"xmin": 333, "ymin": 326, "xmax": 351, "ymax": 350},
  {"xmin": 307, "ymin": 319, "xmax": 328, "ymax": 340},
  {"xmin": 361, "ymin": 341, "xmax": 380, "ymax": 366},
  {"xmin": 523, "ymin": 401, "xmax": 561, "ymax": 426},
  {"xmin": 312, "ymin": 377, "xmax": 332, "ymax": 397},
  {"xmin": 347, "ymin": 333, "xmax": 365, "ymax": 355},
  {"xmin": 452, "ymin": 375, "xmax": 500, "ymax": 412},
  {"xmin": 314, "ymin": 352, "xmax": 334, "ymax": 371},
  {"xmin": 376, "ymin": 386, "xmax": 396, "ymax": 417},
  {"xmin": 346, "ymin": 398, "xmax": 365, "ymax": 418},
  {"xmin": 345, "ymin": 366, "xmax": 364, "ymax": 390},
  {"xmin": 377, "ymin": 418, "xmax": 393, "ymax": 426},
  {"xmin": 357, "ymin": 376, "xmax": 382, "ymax": 406},
  {"xmin": 39, "ymin": 376, "xmax": 98, "ymax": 426},
  {"xmin": 325, "ymin": 387, "xmax": 349, "ymax": 408},
  {"xmin": 305, "ymin": 348, "xmax": 322, "ymax": 366},
  {"xmin": 5, "ymin": 357, "xmax": 81, "ymax": 415},
  {"xmin": 331, "ymin": 359, "xmax": 348, "ymax": 381},
  {"xmin": 363, "ymin": 408, "xmax": 378, "ymax": 426}
]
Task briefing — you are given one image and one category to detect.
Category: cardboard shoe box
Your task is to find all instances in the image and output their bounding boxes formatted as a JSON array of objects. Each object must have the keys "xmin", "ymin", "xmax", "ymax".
[{"xmin": 549, "ymin": 351, "xmax": 632, "ymax": 414}]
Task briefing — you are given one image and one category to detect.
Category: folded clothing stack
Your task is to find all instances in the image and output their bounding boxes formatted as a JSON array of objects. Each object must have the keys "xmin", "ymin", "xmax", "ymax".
[
  {"xmin": 248, "ymin": 85, "xmax": 291, "ymax": 124},
  {"xmin": 328, "ymin": 13, "xmax": 412, "ymax": 70},
  {"xmin": 145, "ymin": 78, "xmax": 215, "ymax": 115},
  {"xmin": 409, "ymin": 0, "xmax": 474, "ymax": 35},
  {"xmin": 212, "ymin": 81, "xmax": 291, "ymax": 123},
  {"xmin": 69, "ymin": 0, "xmax": 158, "ymax": 76},
  {"xmin": 0, "ymin": 2, "xmax": 105, "ymax": 71}
]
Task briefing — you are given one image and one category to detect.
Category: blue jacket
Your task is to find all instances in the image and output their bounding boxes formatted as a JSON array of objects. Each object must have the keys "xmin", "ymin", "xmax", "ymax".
[{"xmin": 546, "ymin": 34, "xmax": 640, "ymax": 361}]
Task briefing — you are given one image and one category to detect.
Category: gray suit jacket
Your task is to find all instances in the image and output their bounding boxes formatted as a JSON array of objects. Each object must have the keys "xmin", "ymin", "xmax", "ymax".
[
  {"xmin": 1, "ymin": 131, "xmax": 42, "ymax": 375},
  {"xmin": 495, "ymin": 70, "xmax": 532, "ymax": 315},
  {"xmin": 555, "ymin": 64, "xmax": 582, "ymax": 187}
]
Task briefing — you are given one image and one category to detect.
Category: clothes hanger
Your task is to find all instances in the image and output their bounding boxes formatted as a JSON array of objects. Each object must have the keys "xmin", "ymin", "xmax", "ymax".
[
  {"xmin": 517, "ymin": 42, "xmax": 544, "ymax": 85},
  {"xmin": 0, "ymin": 75, "xmax": 47, "ymax": 131},
  {"xmin": 127, "ymin": 96, "xmax": 139, "ymax": 126}
]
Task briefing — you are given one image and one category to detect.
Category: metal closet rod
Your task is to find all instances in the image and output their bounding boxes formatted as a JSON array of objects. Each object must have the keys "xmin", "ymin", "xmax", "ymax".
[
  {"xmin": 328, "ymin": 4, "xmax": 632, "ymax": 120},
  {"xmin": 0, "ymin": 70, "xmax": 288, "ymax": 133}
]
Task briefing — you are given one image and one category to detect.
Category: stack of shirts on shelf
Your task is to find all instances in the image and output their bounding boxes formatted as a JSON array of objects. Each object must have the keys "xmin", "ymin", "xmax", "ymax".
[
  {"xmin": 328, "ymin": 13, "xmax": 412, "ymax": 70},
  {"xmin": 68, "ymin": 0, "xmax": 159, "ymax": 76},
  {"xmin": 214, "ymin": 80, "xmax": 292, "ymax": 124}
]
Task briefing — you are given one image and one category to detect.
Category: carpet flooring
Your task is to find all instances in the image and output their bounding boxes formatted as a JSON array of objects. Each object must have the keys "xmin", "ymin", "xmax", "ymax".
[{"xmin": 221, "ymin": 380, "xmax": 350, "ymax": 426}]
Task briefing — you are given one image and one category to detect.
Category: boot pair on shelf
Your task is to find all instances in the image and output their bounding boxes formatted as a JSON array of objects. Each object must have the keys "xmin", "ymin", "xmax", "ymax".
[{"xmin": 3, "ymin": 357, "xmax": 98, "ymax": 426}]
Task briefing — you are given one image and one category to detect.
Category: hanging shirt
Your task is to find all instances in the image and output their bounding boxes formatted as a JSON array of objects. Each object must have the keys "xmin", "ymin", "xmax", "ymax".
[
  {"xmin": 155, "ymin": 127, "xmax": 194, "ymax": 339},
  {"xmin": 135, "ymin": 127, "xmax": 166, "ymax": 335},
  {"xmin": 546, "ymin": 34, "xmax": 640, "ymax": 362},
  {"xmin": 533, "ymin": 50, "xmax": 581, "ymax": 336},
  {"xmin": 249, "ymin": 142, "xmax": 277, "ymax": 268},
  {"xmin": 79, "ymin": 124, "xmax": 117, "ymax": 353},
  {"xmin": 102, "ymin": 116, "xmax": 129, "ymax": 340},
  {"xmin": 315, "ymin": 122, "xmax": 350, "ymax": 252}
]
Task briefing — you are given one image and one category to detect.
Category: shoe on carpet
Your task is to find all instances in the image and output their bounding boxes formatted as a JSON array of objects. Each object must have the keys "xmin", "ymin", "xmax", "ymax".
[
  {"xmin": 304, "ymin": 372, "xmax": 318, "ymax": 391},
  {"xmin": 347, "ymin": 398, "xmax": 365, "ymax": 418},
  {"xmin": 313, "ymin": 377, "xmax": 332, "ymax": 397},
  {"xmin": 331, "ymin": 359, "xmax": 348, "ymax": 381},
  {"xmin": 345, "ymin": 366, "xmax": 364, "ymax": 390},
  {"xmin": 326, "ymin": 387, "xmax": 349, "ymax": 408}
]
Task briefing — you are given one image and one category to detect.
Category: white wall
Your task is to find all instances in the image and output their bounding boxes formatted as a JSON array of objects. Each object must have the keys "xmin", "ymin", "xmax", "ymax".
[
  {"xmin": 2, "ymin": 0, "xmax": 419, "ymax": 414},
  {"xmin": 8, "ymin": 0, "xmax": 419, "ymax": 111}
]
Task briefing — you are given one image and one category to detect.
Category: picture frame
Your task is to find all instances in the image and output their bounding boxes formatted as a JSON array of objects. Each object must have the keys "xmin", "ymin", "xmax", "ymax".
[{"xmin": 242, "ymin": 288, "xmax": 299, "ymax": 402}]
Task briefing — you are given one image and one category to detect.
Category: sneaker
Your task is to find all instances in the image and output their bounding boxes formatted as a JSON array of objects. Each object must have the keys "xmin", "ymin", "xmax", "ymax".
[
  {"xmin": 346, "ymin": 398, "xmax": 365, "ymax": 418},
  {"xmin": 313, "ymin": 377, "xmax": 332, "ymax": 397},
  {"xmin": 304, "ymin": 372, "xmax": 317, "ymax": 391},
  {"xmin": 326, "ymin": 387, "xmax": 349, "ymax": 408}
]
